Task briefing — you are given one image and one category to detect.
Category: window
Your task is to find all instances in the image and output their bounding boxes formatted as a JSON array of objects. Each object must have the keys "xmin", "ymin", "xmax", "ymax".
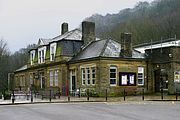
[
  {"xmin": 20, "ymin": 75, "xmax": 25, "ymax": 87},
  {"xmin": 42, "ymin": 50, "xmax": 45, "ymax": 63},
  {"xmin": 119, "ymin": 72, "xmax": 136, "ymax": 86},
  {"xmin": 81, "ymin": 67, "xmax": 96, "ymax": 85},
  {"xmin": 91, "ymin": 67, "xmax": 96, "ymax": 85},
  {"xmin": 86, "ymin": 68, "xmax": 90, "ymax": 85},
  {"xmin": 38, "ymin": 47, "xmax": 46, "ymax": 63},
  {"xmin": 82, "ymin": 68, "xmax": 86, "ymax": 85},
  {"xmin": 54, "ymin": 70, "xmax": 59, "ymax": 86},
  {"xmin": 29, "ymin": 74, "xmax": 33, "ymax": 85},
  {"xmin": 110, "ymin": 67, "xmax": 117, "ymax": 86},
  {"xmin": 50, "ymin": 43, "xmax": 57, "ymax": 61},
  {"xmin": 30, "ymin": 50, "xmax": 35, "ymax": 65},
  {"xmin": 138, "ymin": 67, "xmax": 144, "ymax": 85},
  {"xmin": 50, "ymin": 71, "xmax": 54, "ymax": 86},
  {"xmin": 39, "ymin": 51, "xmax": 41, "ymax": 63}
]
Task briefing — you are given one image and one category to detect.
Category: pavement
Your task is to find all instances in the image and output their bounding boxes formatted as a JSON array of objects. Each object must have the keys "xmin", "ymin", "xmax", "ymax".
[
  {"xmin": 0, "ymin": 94, "xmax": 179, "ymax": 105},
  {"xmin": 0, "ymin": 101, "xmax": 180, "ymax": 120}
]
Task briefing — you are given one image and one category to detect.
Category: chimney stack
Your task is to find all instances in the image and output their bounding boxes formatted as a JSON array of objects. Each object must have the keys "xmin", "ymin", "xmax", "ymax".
[
  {"xmin": 82, "ymin": 21, "xmax": 95, "ymax": 45},
  {"xmin": 61, "ymin": 22, "xmax": 68, "ymax": 35},
  {"xmin": 121, "ymin": 33, "xmax": 132, "ymax": 57}
]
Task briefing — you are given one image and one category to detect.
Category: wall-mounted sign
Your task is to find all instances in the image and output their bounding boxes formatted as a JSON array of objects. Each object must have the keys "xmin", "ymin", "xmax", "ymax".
[
  {"xmin": 119, "ymin": 72, "xmax": 136, "ymax": 86},
  {"xmin": 174, "ymin": 71, "xmax": 180, "ymax": 83}
]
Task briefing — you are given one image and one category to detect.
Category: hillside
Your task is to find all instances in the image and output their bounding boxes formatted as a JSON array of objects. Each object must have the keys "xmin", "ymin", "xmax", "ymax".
[{"xmin": 85, "ymin": 0, "xmax": 180, "ymax": 45}]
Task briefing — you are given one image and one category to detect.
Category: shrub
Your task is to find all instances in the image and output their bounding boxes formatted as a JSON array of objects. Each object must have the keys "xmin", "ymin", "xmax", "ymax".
[{"xmin": 3, "ymin": 91, "xmax": 11, "ymax": 100}]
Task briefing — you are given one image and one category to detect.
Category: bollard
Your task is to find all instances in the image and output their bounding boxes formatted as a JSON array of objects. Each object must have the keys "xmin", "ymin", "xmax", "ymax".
[
  {"xmin": 31, "ymin": 90, "xmax": 33, "ymax": 103},
  {"xmin": 68, "ymin": 91, "xmax": 70, "ymax": 102},
  {"xmin": 87, "ymin": 89, "xmax": 89, "ymax": 101},
  {"xmin": 123, "ymin": 89, "xmax": 126, "ymax": 101},
  {"xmin": 105, "ymin": 89, "xmax": 108, "ymax": 102},
  {"xmin": 58, "ymin": 88, "xmax": 61, "ymax": 99},
  {"xmin": 42, "ymin": 94, "xmax": 44, "ymax": 100},
  {"xmin": 49, "ymin": 90, "xmax": 52, "ymax": 102},
  {"xmin": 176, "ymin": 89, "xmax": 178, "ymax": 101},
  {"xmin": 79, "ymin": 87, "xmax": 81, "ymax": 98},
  {"xmin": 26, "ymin": 93, "xmax": 28, "ymax": 100},
  {"xmin": 12, "ymin": 90, "xmax": 15, "ymax": 104},
  {"xmin": 142, "ymin": 88, "xmax": 144, "ymax": 101},
  {"xmin": 161, "ymin": 88, "xmax": 163, "ymax": 100}
]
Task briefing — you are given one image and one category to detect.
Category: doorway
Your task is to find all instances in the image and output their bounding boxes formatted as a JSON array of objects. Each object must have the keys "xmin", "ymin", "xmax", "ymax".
[
  {"xmin": 70, "ymin": 69, "xmax": 76, "ymax": 92},
  {"xmin": 154, "ymin": 69, "xmax": 168, "ymax": 92}
]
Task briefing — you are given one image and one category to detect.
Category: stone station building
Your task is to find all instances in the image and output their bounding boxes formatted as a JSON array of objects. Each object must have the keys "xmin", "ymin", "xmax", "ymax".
[{"xmin": 13, "ymin": 21, "xmax": 180, "ymax": 96}]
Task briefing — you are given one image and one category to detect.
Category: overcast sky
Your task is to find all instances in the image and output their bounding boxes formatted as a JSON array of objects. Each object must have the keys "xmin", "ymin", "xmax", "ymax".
[{"xmin": 0, "ymin": 0, "xmax": 153, "ymax": 52}]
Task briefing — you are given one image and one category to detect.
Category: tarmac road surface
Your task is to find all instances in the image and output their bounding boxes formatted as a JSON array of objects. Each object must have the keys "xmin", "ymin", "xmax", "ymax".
[{"xmin": 0, "ymin": 101, "xmax": 180, "ymax": 120}]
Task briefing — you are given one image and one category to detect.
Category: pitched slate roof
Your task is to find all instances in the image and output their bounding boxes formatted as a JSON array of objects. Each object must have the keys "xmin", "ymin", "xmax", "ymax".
[
  {"xmin": 15, "ymin": 65, "xmax": 28, "ymax": 72},
  {"xmin": 52, "ymin": 29, "xmax": 82, "ymax": 41},
  {"xmin": 38, "ymin": 38, "xmax": 52, "ymax": 46},
  {"xmin": 71, "ymin": 39, "xmax": 144, "ymax": 61},
  {"xmin": 37, "ymin": 29, "xmax": 82, "ymax": 47}
]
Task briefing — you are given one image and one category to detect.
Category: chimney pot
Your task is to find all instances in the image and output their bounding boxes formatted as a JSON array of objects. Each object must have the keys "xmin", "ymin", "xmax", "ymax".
[{"xmin": 61, "ymin": 22, "xmax": 68, "ymax": 35}]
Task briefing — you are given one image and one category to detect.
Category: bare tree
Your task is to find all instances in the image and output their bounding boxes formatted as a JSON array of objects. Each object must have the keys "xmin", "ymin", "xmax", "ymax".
[{"xmin": 0, "ymin": 38, "xmax": 10, "ymax": 92}]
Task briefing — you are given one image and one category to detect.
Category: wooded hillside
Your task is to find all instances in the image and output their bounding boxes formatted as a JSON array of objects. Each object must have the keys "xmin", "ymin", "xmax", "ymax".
[{"xmin": 85, "ymin": 0, "xmax": 180, "ymax": 45}]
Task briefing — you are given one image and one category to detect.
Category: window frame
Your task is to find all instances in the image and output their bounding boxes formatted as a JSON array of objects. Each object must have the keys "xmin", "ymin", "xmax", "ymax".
[
  {"xmin": 82, "ymin": 68, "xmax": 86, "ymax": 85},
  {"xmin": 109, "ymin": 66, "xmax": 117, "ymax": 86},
  {"xmin": 49, "ymin": 70, "xmax": 54, "ymax": 86},
  {"xmin": 30, "ymin": 50, "xmax": 35, "ymax": 65},
  {"xmin": 86, "ymin": 68, "xmax": 91, "ymax": 85},
  {"xmin": 137, "ymin": 67, "xmax": 145, "ymax": 86},
  {"xmin": 38, "ymin": 46, "xmax": 46, "ymax": 64},
  {"xmin": 91, "ymin": 67, "xmax": 96, "ymax": 85},
  {"xmin": 54, "ymin": 70, "xmax": 59, "ymax": 86},
  {"xmin": 50, "ymin": 43, "xmax": 57, "ymax": 61}
]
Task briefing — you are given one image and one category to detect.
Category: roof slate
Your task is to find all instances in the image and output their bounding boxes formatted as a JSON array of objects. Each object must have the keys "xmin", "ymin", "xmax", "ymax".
[
  {"xmin": 71, "ymin": 39, "xmax": 145, "ymax": 62},
  {"xmin": 52, "ymin": 29, "xmax": 82, "ymax": 41},
  {"xmin": 15, "ymin": 65, "xmax": 27, "ymax": 72}
]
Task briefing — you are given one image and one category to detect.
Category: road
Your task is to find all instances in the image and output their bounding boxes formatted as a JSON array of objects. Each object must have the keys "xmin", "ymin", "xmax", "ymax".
[{"xmin": 0, "ymin": 101, "xmax": 180, "ymax": 120}]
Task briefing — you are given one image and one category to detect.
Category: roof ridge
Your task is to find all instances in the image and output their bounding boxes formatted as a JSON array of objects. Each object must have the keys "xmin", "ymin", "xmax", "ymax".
[
  {"xmin": 99, "ymin": 39, "xmax": 109, "ymax": 57},
  {"xmin": 64, "ymin": 29, "xmax": 77, "ymax": 39}
]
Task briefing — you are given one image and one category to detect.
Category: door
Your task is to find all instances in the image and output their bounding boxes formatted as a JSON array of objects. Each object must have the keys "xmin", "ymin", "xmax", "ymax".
[
  {"xmin": 154, "ymin": 70, "xmax": 160, "ymax": 92},
  {"xmin": 154, "ymin": 69, "xmax": 168, "ymax": 92},
  {"xmin": 72, "ymin": 76, "xmax": 76, "ymax": 91},
  {"xmin": 70, "ymin": 69, "xmax": 76, "ymax": 91}
]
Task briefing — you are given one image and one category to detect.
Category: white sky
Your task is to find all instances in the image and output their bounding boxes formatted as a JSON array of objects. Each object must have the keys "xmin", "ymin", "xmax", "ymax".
[{"xmin": 0, "ymin": 0, "xmax": 153, "ymax": 52}]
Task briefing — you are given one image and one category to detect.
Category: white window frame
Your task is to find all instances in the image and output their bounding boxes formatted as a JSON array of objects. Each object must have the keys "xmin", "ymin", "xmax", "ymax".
[
  {"xmin": 30, "ymin": 50, "xmax": 35, "ymax": 65},
  {"xmin": 50, "ymin": 71, "xmax": 54, "ymax": 86},
  {"xmin": 82, "ymin": 68, "xmax": 86, "ymax": 85},
  {"xmin": 50, "ymin": 43, "xmax": 57, "ymax": 61},
  {"xmin": 137, "ymin": 67, "xmax": 144, "ymax": 86},
  {"xmin": 91, "ymin": 67, "xmax": 96, "ymax": 85},
  {"xmin": 38, "ymin": 46, "xmax": 46, "ymax": 64},
  {"xmin": 86, "ymin": 68, "xmax": 91, "ymax": 85},
  {"xmin": 109, "ymin": 66, "xmax": 117, "ymax": 86},
  {"xmin": 54, "ymin": 70, "xmax": 59, "ymax": 86}
]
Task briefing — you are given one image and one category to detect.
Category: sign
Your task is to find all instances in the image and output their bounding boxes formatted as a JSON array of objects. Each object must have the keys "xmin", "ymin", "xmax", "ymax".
[
  {"xmin": 121, "ymin": 75, "xmax": 127, "ymax": 85},
  {"xmin": 174, "ymin": 71, "xmax": 180, "ymax": 83}
]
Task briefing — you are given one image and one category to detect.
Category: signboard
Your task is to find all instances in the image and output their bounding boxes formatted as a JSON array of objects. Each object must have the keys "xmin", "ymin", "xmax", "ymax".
[
  {"xmin": 174, "ymin": 71, "xmax": 180, "ymax": 83},
  {"xmin": 121, "ymin": 75, "xmax": 127, "ymax": 85},
  {"xmin": 119, "ymin": 72, "xmax": 136, "ymax": 86}
]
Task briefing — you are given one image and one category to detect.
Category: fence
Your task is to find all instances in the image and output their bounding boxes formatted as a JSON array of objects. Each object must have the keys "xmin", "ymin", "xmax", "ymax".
[{"xmin": 1, "ymin": 88, "xmax": 180, "ymax": 105}]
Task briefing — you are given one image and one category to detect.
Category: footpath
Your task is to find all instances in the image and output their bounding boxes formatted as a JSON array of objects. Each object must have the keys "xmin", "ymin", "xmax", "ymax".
[{"xmin": 0, "ymin": 94, "xmax": 180, "ymax": 105}]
